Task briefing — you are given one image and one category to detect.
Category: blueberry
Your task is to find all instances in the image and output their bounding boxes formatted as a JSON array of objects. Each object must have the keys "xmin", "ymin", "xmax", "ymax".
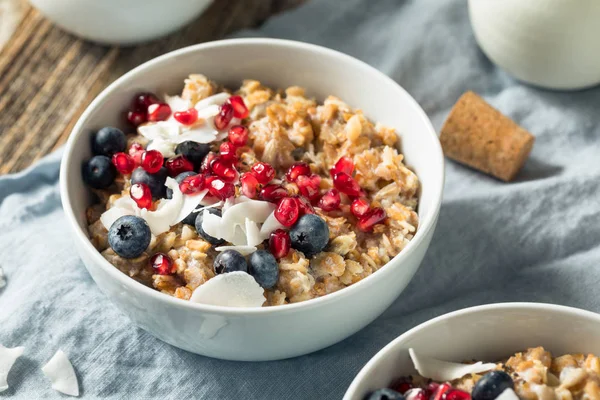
[
  {"xmin": 195, "ymin": 208, "xmax": 226, "ymax": 246},
  {"xmin": 108, "ymin": 215, "xmax": 151, "ymax": 259},
  {"xmin": 166, "ymin": 171, "xmax": 197, "ymax": 199},
  {"xmin": 248, "ymin": 250, "xmax": 279, "ymax": 288},
  {"xmin": 366, "ymin": 388, "xmax": 404, "ymax": 400},
  {"xmin": 289, "ymin": 214, "xmax": 330, "ymax": 257},
  {"xmin": 472, "ymin": 371, "xmax": 514, "ymax": 400},
  {"xmin": 175, "ymin": 141, "xmax": 210, "ymax": 170},
  {"xmin": 213, "ymin": 250, "xmax": 247, "ymax": 274},
  {"xmin": 92, "ymin": 126, "xmax": 126, "ymax": 156},
  {"xmin": 131, "ymin": 167, "xmax": 168, "ymax": 199},
  {"xmin": 82, "ymin": 155, "xmax": 116, "ymax": 189}
]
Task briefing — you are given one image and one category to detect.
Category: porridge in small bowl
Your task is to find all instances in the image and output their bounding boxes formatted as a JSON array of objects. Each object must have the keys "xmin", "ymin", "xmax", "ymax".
[{"xmin": 83, "ymin": 74, "xmax": 420, "ymax": 307}]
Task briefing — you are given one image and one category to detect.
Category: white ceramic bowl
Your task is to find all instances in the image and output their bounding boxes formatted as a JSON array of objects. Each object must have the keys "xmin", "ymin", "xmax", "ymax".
[
  {"xmin": 59, "ymin": 38, "xmax": 444, "ymax": 361},
  {"xmin": 344, "ymin": 303, "xmax": 600, "ymax": 399},
  {"xmin": 29, "ymin": 0, "xmax": 212, "ymax": 45}
]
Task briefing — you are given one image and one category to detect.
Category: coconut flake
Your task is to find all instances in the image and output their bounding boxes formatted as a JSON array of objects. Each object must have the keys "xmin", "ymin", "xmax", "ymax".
[
  {"xmin": 201, "ymin": 208, "xmax": 225, "ymax": 239},
  {"xmin": 173, "ymin": 189, "xmax": 208, "ymax": 225},
  {"xmin": 245, "ymin": 218, "xmax": 262, "ymax": 247},
  {"xmin": 189, "ymin": 271, "xmax": 265, "ymax": 307},
  {"xmin": 0, "ymin": 345, "xmax": 24, "ymax": 392},
  {"xmin": 165, "ymin": 94, "xmax": 191, "ymax": 114},
  {"xmin": 496, "ymin": 389, "xmax": 520, "ymax": 400},
  {"xmin": 194, "ymin": 92, "xmax": 230, "ymax": 110},
  {"xmin": 41, "ymin": 350, "xmax": 79, "ymax": 397},
  {"xmin": 221, "ymin": 200, "xmax": 276, "ymax": 228},
  {"xmin": 215, "ymin": 246, "xmax": 257, "ymax": 256},
  {"xmin": 259, "ymin": 211, "xmax": 286, "ymax": 240},
  {"xmin": 141, "ymin": 178, "xmax": 183, "ymax": 235},
  {"xmin": 138, "ymin": 121, "xmax": 180, "ymax": 141},
  {"xmin": 0, "ymin": 267, "xmax": 5, "ymax": 289},
  {"xmin": 409, "ymin": 348, "xmax": 496, "ymax": 382},
  {"xmin": 147, "ymin": 137, "xmax": 176, "ymax": 158},
  {"xmin": 171, "ymin": 127, "xmax": 218, "ymax": 144}
]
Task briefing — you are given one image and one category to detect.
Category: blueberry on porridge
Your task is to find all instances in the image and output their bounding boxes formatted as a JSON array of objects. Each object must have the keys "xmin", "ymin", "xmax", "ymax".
[
  {"xmin": 367, "ymin": 347, "xmax": 600, "ymax": 400},
  {"xmin": 83, "ymin": 74, "xmax": 420, "ymax": 306}
]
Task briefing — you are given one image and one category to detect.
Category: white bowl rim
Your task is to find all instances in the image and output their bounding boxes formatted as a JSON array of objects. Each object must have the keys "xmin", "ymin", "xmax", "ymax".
[
  {"xmin": 59, "ymin": 37, "xmax": 444, "ymax": 315},
  {"xmin": 344, "ymin": 302, "xmax": 600, "ymax": 398}
]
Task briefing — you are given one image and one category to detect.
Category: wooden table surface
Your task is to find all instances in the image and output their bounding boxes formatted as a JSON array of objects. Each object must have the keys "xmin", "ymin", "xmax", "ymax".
[{"xmin": 0, "ymin": 0, "xmax": 304, "ymax": 174}]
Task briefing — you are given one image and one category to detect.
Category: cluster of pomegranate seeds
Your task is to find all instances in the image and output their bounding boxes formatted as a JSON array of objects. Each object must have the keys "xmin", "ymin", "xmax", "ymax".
[
  {"xmin": 286, "ymin": 162, "xmax": 311, "ymax": 182},
  {"xmin": 275, "ymin": 197, "xmax": 299, "ymax": 227},
  {"xmin": 240, "ymin": 173, "xmax": 260, "ymax": 198},
  {"xmin": 179, "ymin": 174, "xmax": 206, "ymax": 195},
  {"xmin": 332, "ymin": 172, "xmax": 364, "ymax": 197},
  {"xmin": 133, "ymin": 92, "xmax": 160, "ymax": 110},
  {"xmin": 141, "ymin": 150, "xmax": 164, "ymax": 173},
  {"xmin": 351, "ymin": 198, "xmax": 370, "ymax": 218},
  {"xmin": 219, "ymin": 142, "xmax": 238, "ymax": 161},
  {"xmin": 173, "ymin": 108, "xmax": 198, "ymax": 125},
  {"xmin": 130, "ymin": 183, "xmax": 153, "ymax": 209},
  {"xmin": 112, "ymin": 152, "xmax": 135, "ymax": 174},
  {"xmin": 165, "ymin": 155, "xmax": 194, "ymax": 177},
  {"xmin": 356, "ymin": 207, "xmax": 386, "ymax": 232},
  {"xmin": 228, "ymin": 125, "xmax": 249, "ymax": 146},
  {"xmin": 251, "ymin": 162, "xmax": 275, "ymax": 184},
  {"xmin": 295, "ymin": 196, "xmax": 314, "ymax": 215},
  {"xmin": 210, "ymin": 157, "xmax": 237, "ymax": 182},
  {"xmin": 147, "ymin": 103, "xmax": 172, "ymax": 122},
  {"xmin": 227, "ymin": 95, "xmax": 249, "ymax": 119},
  {"xmin": 214, "ymin": 103, "xmax": 234, "ymax": 130},
  {"xmin": 269, "ymin": 229, "xmax": 291, "ymax": 259},
  {"xmin": 318, "ymin": 189, "xmax": 341, "ymax": 211},
  {"xmin": 151, "ymin": 253, "xmax": 174, "ymax": 275},
  {"xmin": 330, "ymin": 156, "xmax": 354, "ymax": 176},
  {"xmin": 128, "ymin": 143, "xmax": 144, "ymax": 166},
  {"xmin": 260, "ymin": 184, "xmax": 288, "ymax": 203},
  {"xmin": 206, "ymin": 176, "xmax": 235, "ymax": 200}
]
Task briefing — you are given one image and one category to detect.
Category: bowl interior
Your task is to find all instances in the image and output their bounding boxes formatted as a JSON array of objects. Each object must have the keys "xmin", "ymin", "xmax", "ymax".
[{"xmin": 344, "ymin": 304, "xmax": 600, "ymax": 399}]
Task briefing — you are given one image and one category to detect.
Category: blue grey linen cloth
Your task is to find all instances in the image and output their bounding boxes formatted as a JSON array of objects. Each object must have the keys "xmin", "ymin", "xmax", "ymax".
[{"xmin": 2, "ymin": 0, "xmax": 600, "ymax": 398}]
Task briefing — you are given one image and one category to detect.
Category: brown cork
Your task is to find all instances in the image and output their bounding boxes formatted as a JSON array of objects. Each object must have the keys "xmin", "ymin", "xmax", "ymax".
[{"xmin": 440, "ymin": 91, "xmax": 535, "ymax": 181}]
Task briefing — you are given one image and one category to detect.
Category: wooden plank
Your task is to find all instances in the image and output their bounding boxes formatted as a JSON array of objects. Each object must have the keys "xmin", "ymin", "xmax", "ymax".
[{"xmin": 0, "ymin": 0, "xmax": 306, "ymax": 174}]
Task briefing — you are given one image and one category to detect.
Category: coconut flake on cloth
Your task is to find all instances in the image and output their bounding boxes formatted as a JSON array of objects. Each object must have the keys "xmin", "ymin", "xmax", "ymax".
[
  {"xmin": 409, "ymin": 348, "xmax": 497, "ymax": 382},
  {"xmin": 0, "ymin": 345, "xmax": 24, "ymax": 392},
  {"xmin": 41, "ymin": 350, "xmax": 79, "ymax": 397}
]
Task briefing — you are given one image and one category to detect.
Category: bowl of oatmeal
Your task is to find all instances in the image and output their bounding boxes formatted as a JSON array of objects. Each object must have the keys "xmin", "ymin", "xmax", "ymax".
[
  {"xmin": 59, "ymin": 38, "xmax": 444, "ymax": 361},
  {"xmin": 344, "ymin": 303, "xmax": 600, "ymax": 400}
]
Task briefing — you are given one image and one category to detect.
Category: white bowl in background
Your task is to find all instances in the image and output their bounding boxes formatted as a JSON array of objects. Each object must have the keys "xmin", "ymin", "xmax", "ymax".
[
  {"xmin": 29, "ymin": 0, "xmax": 212, "ymax": 45},
  {"xmin": 468, "ymin": 0, "xmax": 600, "ymax": 90},
  {"xmin": 344, "ymin": 303, "xmax": 600, "ymax": 399},
  {"xmin": 59, "ymin": 38, "xmax": 444, "ymax": 361}
]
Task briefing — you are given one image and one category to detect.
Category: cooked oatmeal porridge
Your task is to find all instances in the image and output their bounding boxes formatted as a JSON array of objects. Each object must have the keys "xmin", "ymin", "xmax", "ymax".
[
  {"xmin": 82, "ymin": 75, "xmax": 419, "ymax": 307},
  {"xmin": 368, "ymin": 347, "xmax": 600, "ymax": 400}
]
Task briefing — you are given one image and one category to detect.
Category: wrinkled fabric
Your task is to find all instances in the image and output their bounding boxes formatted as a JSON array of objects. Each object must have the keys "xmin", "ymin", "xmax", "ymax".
[{"xmin": 1, "ymin": 0, "xmax": 599, "ymax": 398}]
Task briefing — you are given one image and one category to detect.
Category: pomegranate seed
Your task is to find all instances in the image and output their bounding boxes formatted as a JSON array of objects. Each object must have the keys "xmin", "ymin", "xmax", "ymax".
[
  {"xmin": 431, "ymin": 383, "xmax": 453, "ymax": 400},
  {"xmin": 127, "ymin": 110, "xmax": 146, "ymax": 126},
  {"xmin": 404, "ymin": 388, "xmax": 430, "ymax": 400},
  {"xmin": 228, "ymin": 125, "xmax": 249, "ymax": 146},
  {"xmin": 219, "ymin": 141, "xmax": 238, "ymax": 161},
  {"xmin": 165, "ymin": 155, "xmax": 194, "ymax": 177},
  {"xmin": 173, "ymin": 108, "xmax": 198, "ymax": 125},
  {"xmin": 357, "ymin": 207, "xmax": 387, "ymax": 232},
  {"xmin": 285, "ymin": 162, "xmax": 311, "ymax": 182},
  {"xmin": 227, "ymin": 95, "xmax": 249, "ymax": 119},
  {"xmin": 296, "ymin": 174, "xmax": 321, "ymax": 200},
  {"xmin": 269, "ymin": 229, "xmax": 291, "ymax": 259},
  {"xmin": 214, "ymin": 103, "xmax": 234, "ymax": 130},
  {"xmin": 128, "ymin": 143, "xmax": 144, "ymax": 167},
  {"xmin": 141, "ymin": 150, "xmax": 164, "ymax": 173},
  {"xmin": 275, "ymin": 197, "xmax": 299, "ymax": 227},
  {"xmin": 201, "ymin": 152, "xmax": 217, "ymax": 172},
  {"xmin": 147, "ymin": 103, "xmax": 172, "ymax": 122},
  {"xmin": 132, "ymin": 92, "xmax": 159, "ymax": 111},
  {"xmin": 351, "ymin": 198, "xmax": 371, "ymax": 218},
  {"xmin": 111, "ymin": 152, "xmax": 135, "ymax": 174},
  {"xmin": 330, "ymin": 156, "xmax": 354, "ymax": 176},
  {"xmin": 318, "ymin": 189, "xmax": 341, "ymax": 211},
  {"xmin": 250, "ymin": 162, "xmax": 275, "ymax": 184},
  {"xmin": 260, "ymin": 184, "xmax": 288, "ymax": 203},
  {"xmin": 445, "ymin": 390, "xmax": 471, "ymax": 400},
  {"xmin": 130, "ymin": 183, "xmax": 153, "ymax": 209},
  {"xmin": 296, "ymin": 195, "xmax": 315, "ymax": 215},
  {"xmin": 206, "ymin": 176, "xmax": 235, "ymax": 200},
  {"xmin": 210, "ymin": 157, "xmax": 237, "ymax": 182},
  {"xmin": 150, "ymin": 253, "xmax": 174, "ymax": 275},
  {"xmin": 427, "ymin": 383, "xmax": 441, "ymax": 394},
  {"xmin": 240, "ymin": 172, "xmax": 261, "ymax": 199},
  {"xmin": 390, "ymin": 379, "xmax": 413, "ymax": 395},
  {"xmin": 333, "ymin": 172, "xmax": 363, "ymax": 197},
  {"xmin": 179, "ymin": 174, "xmax": 206, "ymax": 194}
]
